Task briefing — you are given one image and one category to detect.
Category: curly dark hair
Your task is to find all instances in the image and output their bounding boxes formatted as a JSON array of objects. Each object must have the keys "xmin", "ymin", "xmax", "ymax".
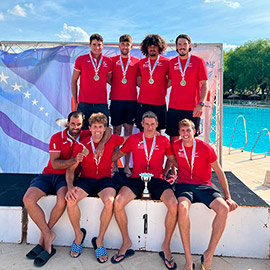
[{"xmin": 140, "ymin": 34, "xmax": 167, "ymax": 56}]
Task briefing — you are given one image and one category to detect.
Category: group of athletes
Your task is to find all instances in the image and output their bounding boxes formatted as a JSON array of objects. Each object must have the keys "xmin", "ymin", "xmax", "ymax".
[{"xmin": 23, "ymin": 33, "xmax": 238, "ymax": 270}]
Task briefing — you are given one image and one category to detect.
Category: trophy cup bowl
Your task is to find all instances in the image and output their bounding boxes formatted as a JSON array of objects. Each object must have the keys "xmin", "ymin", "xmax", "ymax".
[{"xmin": 139, "ymin": 173, "xmax": 153, "ymax": 200}]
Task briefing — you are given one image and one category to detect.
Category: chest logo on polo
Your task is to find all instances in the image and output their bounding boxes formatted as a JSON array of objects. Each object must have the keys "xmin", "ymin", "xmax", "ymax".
[
  {"xmin": 174, "ymin": 62, "xmax": 192, "ymax": 70},
  {"xmin": 137, "ymin": 140, "xmax": 144, "ymax": 149}
]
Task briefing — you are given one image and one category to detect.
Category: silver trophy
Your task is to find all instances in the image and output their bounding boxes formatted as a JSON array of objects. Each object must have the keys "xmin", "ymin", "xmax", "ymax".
[{"xmin": 140, "ymin": 173, "xmax": 153, "ymax": 199}]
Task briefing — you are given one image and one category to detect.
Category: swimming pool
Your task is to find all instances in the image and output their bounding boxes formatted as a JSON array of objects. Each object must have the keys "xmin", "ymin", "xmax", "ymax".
[{"xmin": 212, "ymin": 106, "xmax": 270, "ymax": 156}]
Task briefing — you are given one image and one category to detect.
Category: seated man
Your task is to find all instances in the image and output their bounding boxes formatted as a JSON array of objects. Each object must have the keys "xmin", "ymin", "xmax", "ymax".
[
  {"xmin": 65, "ymin": 112, "xmax": 126, "ymax": 263},
  {"xmin": 173, "ymin": 119, "xmax": 238, "ymax": 270},
  {"xmin": 112, "ymin": 111, "xmax": 178, "ymax": 269},
  {"xmin": 23, "ymin": 111, "xmax": 86, "ymax": 267}
]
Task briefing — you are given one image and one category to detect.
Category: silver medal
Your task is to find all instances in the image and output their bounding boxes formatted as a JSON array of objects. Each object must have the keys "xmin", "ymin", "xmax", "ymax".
[
  {"xmin": 180, "ymin": 79, "xmax": 186, "ymax": 86},
  {"xmin": 94, "ymin": 74, "xmax": 100, "ymax": 81},
  {"xmin": 149, "ymin": 78, "xmax": 155, "ymax": 84},
  {"xmin": 82, "ymin": 148, "xmax": 89, "ymax": 156},
  {"xmin": 122, "ymin": 77, "xmax": 127, "ymax": 84}
]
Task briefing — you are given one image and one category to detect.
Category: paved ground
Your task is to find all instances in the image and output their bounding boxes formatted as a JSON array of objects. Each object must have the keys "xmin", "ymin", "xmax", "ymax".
[
  {"xmin": 1, "ymin": 147, "xmax": 270, "ymax": 269},
  {"xmin": 1, "ymin": 242, "xmax": 270, "ymax": 270},
  {"xmin": 222, "ymin": 146, "xmax": 270, "ymax": 204}
]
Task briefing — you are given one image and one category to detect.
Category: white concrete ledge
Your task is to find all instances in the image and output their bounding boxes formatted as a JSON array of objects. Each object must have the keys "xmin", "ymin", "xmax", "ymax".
[
  {"xmin": 26, "ymin": 196, "xmax": 270, "ymax": 258},
  {"xmin": 0, "ymin": 206, "xmax": 23, "ymax": 243}
]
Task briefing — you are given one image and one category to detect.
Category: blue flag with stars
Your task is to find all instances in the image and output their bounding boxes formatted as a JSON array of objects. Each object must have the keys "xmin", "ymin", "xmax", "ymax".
[{"xmin": 0, "ymin": 45, "xmax": 218, "ymax": 173}]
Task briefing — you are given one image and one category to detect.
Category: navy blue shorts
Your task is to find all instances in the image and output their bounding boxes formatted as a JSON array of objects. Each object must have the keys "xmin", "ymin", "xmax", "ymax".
[
  {"xmin": 166, "ymin": 108, "xmax": 200, "ymax": 137},
  {"xmin": 78, "ymin": 102, "xmax": 109, "ymax": 130},
  {"xmin": 136, "ymin": 103, "xmax": 167, "ymax": 130},
  {"xmin": 123, "ymin": 177, "xmax": 172, "ymax": 200},
  {"xmin": 110, "ymin": 100, "xmax": 137, "ymax": 126},
  {"xmin": 29, "ymin": 174, "xmax": 67, "ymax": 195},
  {"xmin": 175, "ymin": 183, "xmax": 222, "ymax": 208},
  {"xmin": 74, "ymin": 177, "xmax": 116, "ymax": 197}
]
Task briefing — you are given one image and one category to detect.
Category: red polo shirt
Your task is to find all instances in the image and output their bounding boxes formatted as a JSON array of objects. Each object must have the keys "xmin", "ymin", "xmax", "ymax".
[
  {"xmin": 173, "ymin": 138, "xmax": 217, "ymax": 186},
  {"xmin": 72, "ymin": 134, "xmax": 124, "ymax": 179},
  {"xmin": 110, "ymin": 55, "xmax": 139, "ymax": 101},
  {"xmin": 42, "ymin": 129, "xmax": 89, "ymax": 174},
  {"xmin": 120, "ymin": 132, "xmax": 173, "ymax": 179},
  {"xmin": 138, "ymin": 55, "xmax": 169, "ymax": 105},
  {"xmin": 74, "ymin": 52, "xmax": 112, "ymax": 103},
  {"xmin": 168, "ymin": 54, "xmax": 208, "ymax": 111}
]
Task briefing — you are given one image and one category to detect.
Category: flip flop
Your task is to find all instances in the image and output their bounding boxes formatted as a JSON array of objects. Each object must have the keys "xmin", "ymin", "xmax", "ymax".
[
  {"xmin": 91, "ymin": 237, "xmax": 108, "ymax": 263},
  {"xmin": 159, "ymin": 251, "xmax": 177, "ymax": 270},
  {"xmin": 111, "ymin": 249, "xmax": 135, "ymax": 264},
  {"xmin": 33, "ymin": 246, "xmax": 56, "ymax": 267},
  {"xmin": 26, "ymin": 244, "xmax": 44, "ymax": 260},
  {"xmin": 201, "ymin": 255, "xmax": 211, "ymax": 270},
  {"xmin": 124, "ymin": 171, "xmax": 132, "ymax": 178},
  {"xmin": 70, "ymin": 228, "xmax": 87, "ymax": 258},
  {"xmin": 112, "ymin": 169, "xmax": 119, "ymax": 177}
]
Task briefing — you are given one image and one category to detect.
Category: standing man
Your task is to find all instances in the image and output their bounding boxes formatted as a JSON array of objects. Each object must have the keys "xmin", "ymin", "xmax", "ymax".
[
  {"xmin": 108, "ymin": 34, "xmax": 139, "ymax": 177},
  {"xmin": 112, "ymin": 112, "xmax": 178, "ymax": 270},
  {"xmin": 23, "ymin": 111, "xmax": 86, "ymax": 266},
  {"xmin": 165, "ymin": 34, "xmax": 208, "ymax": 181},
  {"xmin": 65, "ymin": 113, "xmax": 126, "ymax": 263},
  {"xmin": 136, "ymin": 34, "xmax": 169, "ymax": 132},
  {"xmin": 71, "ymin": 33, "xmax": 112, "ymax": 130},
  {"xmin": 173, "ymin": 119, "xmax": 238, "ymax": 270}
]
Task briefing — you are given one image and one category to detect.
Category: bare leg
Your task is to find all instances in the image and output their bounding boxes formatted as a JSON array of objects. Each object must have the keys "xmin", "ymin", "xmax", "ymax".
[
  {"xmin": 66, "ymin": 187, "xmax": 88, "ymax": 257},
  {"xmin": 123, "ymin": 123, "xmax": 133, "ymax": 175},
  {"xmin": 95, "ymin": 187, "xmax": 116, "ymax": 262},
  {"xmin": 112, "ymin": 125, "xmax": 122, "ymax": 173},
  {"xmin": 164, "ymin": 136, "xmax": 179, "ymax": 177},
  {"xmin": 47, "ymin": 186, "xmax": 67, "ymax": 229},
  {"xmin": 113, "ymin": 186, "xmax": 136, "ymax": 262},
  {"xmin": 202, "ymin": 198, "xmax": 229, "ymax": 270},
  {"xmin": 23, "ymin": 187, "xmax": 55, "ymax": 254},
  {"xmin": 178, "ymin": 197, "xmax": 194, "ymax": 270},
  {"xmin": 160, "ymin": 189, "xmax": 178, "ymax": 269},
  {"xmin": 39, "ymin": 186, "xmax": 67, "ymax": 251}
]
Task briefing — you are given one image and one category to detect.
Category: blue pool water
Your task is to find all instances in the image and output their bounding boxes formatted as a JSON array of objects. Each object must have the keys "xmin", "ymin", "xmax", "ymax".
[{"xmin": 212, "ymin": 106, "xmax": 270, "ymax": 156}]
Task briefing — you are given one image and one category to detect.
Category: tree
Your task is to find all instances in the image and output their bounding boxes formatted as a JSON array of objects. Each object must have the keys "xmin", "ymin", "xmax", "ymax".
[{"xmin": 224, "ymin": 39, "xmax": 270, "ymax": 100}]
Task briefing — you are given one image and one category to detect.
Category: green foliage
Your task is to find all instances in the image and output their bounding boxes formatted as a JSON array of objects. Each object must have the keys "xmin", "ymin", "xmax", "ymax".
[{"xmin": 223, "ymin": 39, "xmax": 270, "ymax": 99}]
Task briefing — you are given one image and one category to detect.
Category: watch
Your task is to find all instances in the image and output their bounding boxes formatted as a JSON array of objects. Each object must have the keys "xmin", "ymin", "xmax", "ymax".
[{"xmin": 199, "ymin": 102, "xmax": 205, "ymax": 107}]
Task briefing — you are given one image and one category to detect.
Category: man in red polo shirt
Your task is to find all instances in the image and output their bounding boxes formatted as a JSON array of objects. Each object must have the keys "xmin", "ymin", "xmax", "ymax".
[
  {"xmin": 23, "ymin": 111, "xmax": 86, "ymax": 266},
  {"xmin": 71, "ymin": 33, "xmax": 112, "ymax": 130},
  {"xmin": 136, "ymin": 34, "xmax": 169, "ymax": 131},
  {"xmin": 65, "ymin": 113, "xmax": 127, "ymax": 263},
  {"xmin": 173, "ymin": 119, "xmax": 238, "ymax": 270},
  {"xmin": 165, "ymin": 33, "xmax": 208, "ymax": 182},
  {"xmin": 111, "ymin": 111, "xmax": 178, "ymax": 269},
  {"xmin": 108, "ymin": 34, "xmax": 139, "ymax": 177}
]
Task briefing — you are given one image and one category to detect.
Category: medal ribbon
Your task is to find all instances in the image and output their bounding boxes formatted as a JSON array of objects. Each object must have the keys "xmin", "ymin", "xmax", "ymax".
[
  {"xmin": 182, "ymin": 139, "xmax": 196, "ymax": 179},
  {"xmin": 178, "ymin": 54, "xmax": 191, "ymax": 80},
  {"xmin": 67, "ymin": 130, "xmax": 80, "ymax": 144},
  {"xmin": 148, "ymin": 55, "xmax": 160, "ymax": 78},
  {"xmin": 120, "ymin": 56, "xmax": 130, "ymax": 78},
  {"xmin": 90, "ymin": 136, "xmax": 101, "ymax": 172},
  {"xmin": 142, "ymin": 133, "xmax": 156, "ymax": 170},
  {"xmin": 89, "ymin": 53, "xmax": 103, "ymax": 76}
]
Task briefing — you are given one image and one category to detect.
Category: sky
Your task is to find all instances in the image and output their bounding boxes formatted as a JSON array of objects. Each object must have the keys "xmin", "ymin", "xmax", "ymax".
[{"xmin": 0, "ymin": 0, "xmax": 270, "ymax": 50}]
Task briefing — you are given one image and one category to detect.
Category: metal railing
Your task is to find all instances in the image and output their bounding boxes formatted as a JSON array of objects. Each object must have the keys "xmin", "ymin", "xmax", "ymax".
[
  {"xmin": 228, "ymin": 115, "xmax": 248, "ymax": 154},
  {"xmin": 250, "ymin": 128, "xmax": 270, "ymax": 159}
]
